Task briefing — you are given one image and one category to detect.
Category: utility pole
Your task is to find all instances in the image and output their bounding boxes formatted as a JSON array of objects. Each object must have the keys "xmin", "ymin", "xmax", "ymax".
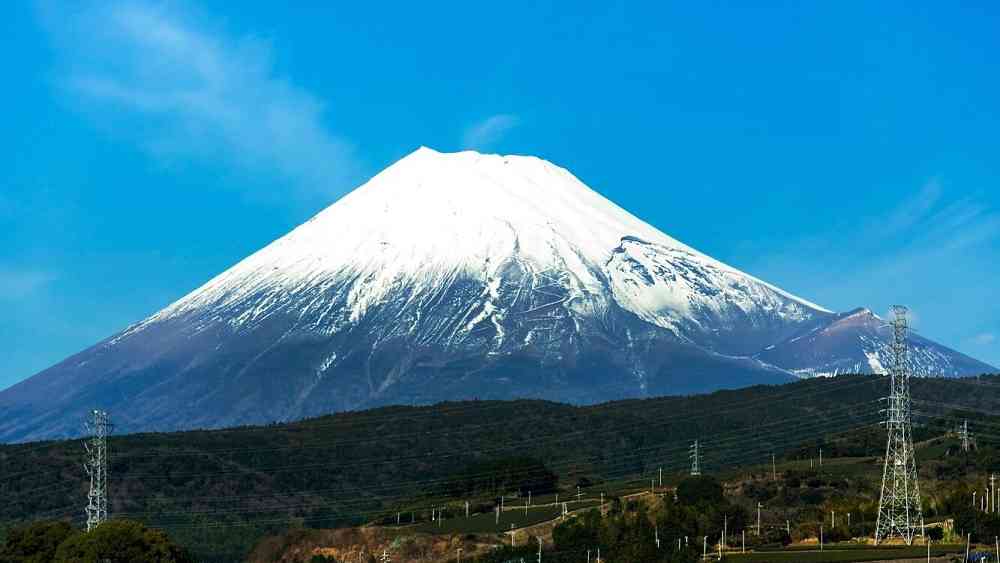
[
  {"xmin": 84, "ymin": 409, "xmax": 110, "ymax": 533},
  {"xmin": 690, "ymin": 440, "xmax": 701, "ymax": 476},
  {"xmin": 466, "ymin": 501, "xmax": 469, "ymax": 518},
  {"xmin": 819, "ymin": 447, "xmax": 823, "ymax": 468},
  {"xmin": 756, "ymin": 502, "xmax": 762, "ymax": 536},
  {"xmin": 702, "ymin": 536, "xmax": 707, "ymax": 560},
  {"xmin": 659, "ymin": 466, "xmax": 663, "ymax": 487},
  {"xmin": 772, "ymin": 453, "xmax": 777, "ymax": 480},
  {"xmin": 742, "ymin": 530, "xmax": 745, "ymax": 553},
  {"xmin": 722, "ymin": 515, "xmax": 727, "ymax": 550},
  {"xmin": 875, "ymin": 306, "xmax": 924, "ymax": 546},
  {"xmin": 820, "ymin": 525, "xmax": 824, "ymax": 551},
  {"xmin": 991, "ymin": 475, "xmax": 996, "ymax": 513}
]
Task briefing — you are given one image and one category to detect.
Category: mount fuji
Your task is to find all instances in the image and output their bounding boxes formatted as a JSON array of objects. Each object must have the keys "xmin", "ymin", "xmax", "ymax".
[{"xmin": 0, "ymin": 148, "xmax": 992, "ymax": 441}]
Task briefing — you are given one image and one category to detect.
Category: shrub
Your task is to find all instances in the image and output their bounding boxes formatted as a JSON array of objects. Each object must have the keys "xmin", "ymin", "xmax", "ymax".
[
  {"xmin": 676, "ymin": 476, "xmax": 724, "ymax": 506},
  {"xmin": 0, "ymin": 520, "xmax": 77, "ymax": 563},
  {"xmin": 53, "ymin": 519, "xmax": 192, "ymax": 563}
]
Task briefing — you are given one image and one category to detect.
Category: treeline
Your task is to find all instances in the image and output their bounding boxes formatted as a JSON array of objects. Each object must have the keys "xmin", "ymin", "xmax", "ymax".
[
  {"xmin": 2, "ymin": 374, "xmax": 999, "ymax": 561},
  {"xmin": 0, "ymin": 519, "xmax": 190, "ymax": 563}
]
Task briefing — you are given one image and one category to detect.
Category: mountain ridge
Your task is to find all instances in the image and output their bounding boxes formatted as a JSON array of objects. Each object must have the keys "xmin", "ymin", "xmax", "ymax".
[{"xmin": 0, "ymin": 147, "xmax": 993, "ymax": 442}]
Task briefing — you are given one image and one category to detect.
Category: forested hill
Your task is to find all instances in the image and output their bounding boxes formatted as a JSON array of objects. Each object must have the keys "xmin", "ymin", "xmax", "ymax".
[{"xmin": 2, "ymin": 374, "xmax": 999, "ymax": 561}]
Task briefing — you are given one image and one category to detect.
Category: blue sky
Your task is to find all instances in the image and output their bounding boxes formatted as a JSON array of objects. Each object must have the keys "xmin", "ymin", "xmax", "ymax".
[{"xmin": 2, "ymin": 1, "xmax": 998, "ymax": 389}]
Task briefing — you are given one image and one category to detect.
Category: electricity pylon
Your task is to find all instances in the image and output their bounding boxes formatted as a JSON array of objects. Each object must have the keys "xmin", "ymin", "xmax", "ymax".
[
  {"xmin": 874, "ymin": 306, "xmax": 924, "ymax": 545},
  {"xmin": 84, "ymin": 409, "xmax": 111, "ymax": 532},
  {"xmin": 689, "ymin": 440, "xmax": 701, "ymax": 476},
  {"xmin": 959, "ymin": 419, "xmax": 970, "ymax": 452}
]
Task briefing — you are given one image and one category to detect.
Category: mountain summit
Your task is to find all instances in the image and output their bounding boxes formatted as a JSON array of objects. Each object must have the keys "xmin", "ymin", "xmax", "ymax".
[{"xmin": 0, "ymin": 148, "xmax": 992, "ymax": 441}]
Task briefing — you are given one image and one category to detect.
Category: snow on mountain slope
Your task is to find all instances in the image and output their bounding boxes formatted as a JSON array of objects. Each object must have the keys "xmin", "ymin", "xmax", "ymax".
[
  {"xmin": 0, "ymin": 148, "xmax": 992, "ymax": 441},
  {"xmin": 122, "ymin": 147, "xmax": 829, "ymax": 351},
  {"xmin": 756, "ymin": 308, "xmax": 996, "ymax": 377}
]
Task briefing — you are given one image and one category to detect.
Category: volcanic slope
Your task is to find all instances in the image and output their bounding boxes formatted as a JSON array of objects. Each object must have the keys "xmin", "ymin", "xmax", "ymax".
[{"xmin": 0, "ymin": 148, "xmax": 992, "ymax": 441}]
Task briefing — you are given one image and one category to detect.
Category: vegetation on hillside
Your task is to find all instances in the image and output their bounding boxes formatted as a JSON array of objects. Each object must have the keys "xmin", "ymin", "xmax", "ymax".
[
  {"xmin": 0, "ymin": 519, "xmax": 191, "ymax": 563},
  {"xmin": 2, "ymin": 374, "xmax": 999, "ymax": 561}
]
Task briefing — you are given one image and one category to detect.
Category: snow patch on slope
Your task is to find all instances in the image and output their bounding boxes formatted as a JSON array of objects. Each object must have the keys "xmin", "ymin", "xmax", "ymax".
[{"xmin": 116, "ymin": 147, "xmax": 831, "ymax": 351}]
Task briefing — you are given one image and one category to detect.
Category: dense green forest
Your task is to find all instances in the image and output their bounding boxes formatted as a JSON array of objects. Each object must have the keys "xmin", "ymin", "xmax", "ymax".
[{"xmin": 2, "ymin": 374, "xmax": 999, "ymax": 561}]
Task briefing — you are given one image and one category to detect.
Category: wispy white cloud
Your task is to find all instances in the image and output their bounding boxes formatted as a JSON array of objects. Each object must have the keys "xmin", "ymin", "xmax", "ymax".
[
  {"xmin": 970, "ymin": 333, "xmax": 996, "ymax": 346},
  {"xmin": 862, "ymin": 194, "xmax": 1000, "ymax": 284},
  {"xmin": 880, "ymin": 178, "xmax": 942, "ymax": 237},
  {"xmin": 750, "ymin": 179, "xmax": 1000, "ymax": 292},
  {"xmin": 739, "ymin": 177, "xmax": 1000, "ymax": 365},
  {"xmin": 0, "ymin": 268, "xmax": 57, "ymax": 300},
  {"xmin": 39, "ymin": 1, "xmax": 361, "ymax": 199},
  {"xmin": 462, "ymin": 114, "xmax": 520, "ymax": 151}
]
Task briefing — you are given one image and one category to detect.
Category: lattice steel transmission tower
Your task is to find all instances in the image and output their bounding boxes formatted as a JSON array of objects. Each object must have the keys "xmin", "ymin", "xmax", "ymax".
[
  {"xmin": 84, "ymin": 409, "xmax": 111, "ymax": 532},
  {"xmin": 874, "ymin": 306, "xmax": 924, "ymax": 545},
  {"xmin": 689, "ymin": 440, "xmax": 701, "ymax": 476},
  {"xmin": 959, "ymin": 419, "xmax": 971, "ymax": 452}
]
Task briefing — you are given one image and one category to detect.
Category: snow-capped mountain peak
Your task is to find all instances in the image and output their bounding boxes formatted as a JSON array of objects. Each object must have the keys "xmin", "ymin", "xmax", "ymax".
[
  {"xmin": 1, "ymin": 148, "xmax": 992, "ymax": 441},
  {"xmin": 134, "ymin": 147, "xmax": 829, "ymax": 345}
]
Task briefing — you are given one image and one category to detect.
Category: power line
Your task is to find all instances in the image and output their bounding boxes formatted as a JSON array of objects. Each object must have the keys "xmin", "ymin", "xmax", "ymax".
[
  {"xmin": 4, "ymin": 396, "xmax": 882, "ymax": 521},
  {"xmin": 0, "ymin": 375, "xmax": 918, "ymax": 538},
  {"xmin": 109, "ymin": 408, "xmax": 881, "ymax": 524},
  {"xmin": 0, "ymin": 374, "xmax": 886, "ymax": 487}
]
